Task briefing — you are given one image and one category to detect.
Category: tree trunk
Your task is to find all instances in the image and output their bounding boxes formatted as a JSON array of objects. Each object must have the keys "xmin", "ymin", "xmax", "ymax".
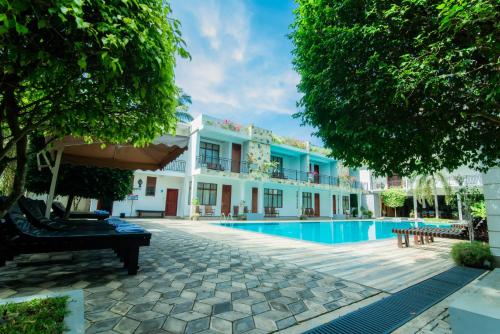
[
  {"xmin": 0, "ymin": 81, "xmax": 28, "ymax": 217},
  {"xmin": 394, "ymin": 208, "xmax": 397, "ymax": 217},
  {"xmin": 65, "ymin": 194, "xmax": 75, "ymax": 219}
]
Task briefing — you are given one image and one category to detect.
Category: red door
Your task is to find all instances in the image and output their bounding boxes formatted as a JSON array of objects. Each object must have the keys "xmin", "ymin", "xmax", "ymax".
[
  {"xmin": 231, "ymin": 144, "xmax": 242, "ymax": 173},
  {"xmin": 252, "ymin": 188, "xmax": 258, "ymax": 213},
  {"xmin": 165, "ymin": 189, "xmax": 178, "ymax": 216},
  {"xmin": 314, "ymin": 193, "xmax": 320, "ymax": 216},
  {"xmin": 222, "ymin": 185, "xmax": 232, "ymax": 216},
  {"xmin": 332, "ymin": 195, "xmax": 337, "ymax": 215}
]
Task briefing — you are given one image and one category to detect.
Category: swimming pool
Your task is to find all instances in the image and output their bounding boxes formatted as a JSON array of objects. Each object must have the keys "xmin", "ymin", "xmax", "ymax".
[{"xmin": 216, "ymin": 221, "xmax": 451, "ymax": 245}]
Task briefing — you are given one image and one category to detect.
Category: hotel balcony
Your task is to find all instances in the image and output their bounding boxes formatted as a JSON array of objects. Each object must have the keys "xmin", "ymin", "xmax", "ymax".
[
  {"xmin": 196, "ymin": 156, "xmax": 257, "ymax": 174},
  {"xmin": 196, "ymin": 155, "xmax": 365, "ymax": 190}
]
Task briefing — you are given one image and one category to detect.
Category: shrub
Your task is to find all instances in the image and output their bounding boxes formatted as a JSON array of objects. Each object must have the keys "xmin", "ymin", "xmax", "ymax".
[
  {"xmin": 470, "ymin": 201, "xmax": 487, "ymax": 219},
  {"xmin": 451, "ymin": 242, "xmax": 493, "ymax": 269}
]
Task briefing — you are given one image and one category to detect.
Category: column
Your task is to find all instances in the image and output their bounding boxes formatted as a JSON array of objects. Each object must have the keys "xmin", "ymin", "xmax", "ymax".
[
  {"xmin": 240, "ymin": 181, "xmax": 246, "ymax": 215},
  {"xmin": 483, "ymin": 167, "xmax": 500, "ymax": 266},
  {"xmin": 297, "ymin": 188, "xmax": 302, "ymax": 216},
  {"xmin": 357, "ymin": 192, "xmax": 361, "ymax": 218},
  {"xmin": 339, "ymin": 191, "xmax": 344, "ymax": 216},
  {"xmin": 259, "ymin": 183, "xmax": 264, "ymax": 214},
  {"xmin": 457, "ymin": 193, "xmax": 463, "ymax": 221}
]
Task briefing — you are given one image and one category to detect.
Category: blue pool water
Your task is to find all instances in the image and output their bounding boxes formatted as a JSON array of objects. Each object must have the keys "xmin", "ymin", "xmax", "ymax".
[{"xmin": 216, "ymin": 221, "xmax": 451, "ymax": 245}]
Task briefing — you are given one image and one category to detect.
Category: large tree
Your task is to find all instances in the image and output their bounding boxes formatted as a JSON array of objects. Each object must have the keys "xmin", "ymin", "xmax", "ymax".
[
  {"xmin": 291, "ymin": 0, "xmax": 499, "ymax": 176},
  {"xmin": 0, "ymin": 0, "xmax": 188, "ymax": 214}
]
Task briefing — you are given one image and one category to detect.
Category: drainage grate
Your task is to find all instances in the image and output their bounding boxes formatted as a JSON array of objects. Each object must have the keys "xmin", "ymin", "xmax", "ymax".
[{"xmin": 304, "ymin": 266, "xmax": 485, "ymax": 334}]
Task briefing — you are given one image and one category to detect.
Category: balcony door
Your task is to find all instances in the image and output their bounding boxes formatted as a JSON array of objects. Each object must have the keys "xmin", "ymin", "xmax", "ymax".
[
  {"xmin": 231, "ymin": 144, "xmax": 242, "ymax": 173},
  {"xmin": 314, "ymin": 193, "xmax": 320, "ymax": 216},
  {"xmin": 221, "ymin": 185, "xmax": 232, "ymax": 216}
]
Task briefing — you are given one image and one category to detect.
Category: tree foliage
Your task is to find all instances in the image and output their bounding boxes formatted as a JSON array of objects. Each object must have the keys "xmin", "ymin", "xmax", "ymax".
[
  {"xmin": 175, "ymin": 89, "xmax": 193, "ymax": 123},
  {"xmin": 291, "ymin": 0, "xmax": 499, "ymax": 176},
  {"xmin": 0, "ymin": 0, "xmax": 188, "ymax": 214},
  {"xmin": 414, "ymin": 172, "xmax": 452, "ymax": 206},
  {"xmin": 381, "ymin": 188, "xmax": 407, "ymax": 209}
]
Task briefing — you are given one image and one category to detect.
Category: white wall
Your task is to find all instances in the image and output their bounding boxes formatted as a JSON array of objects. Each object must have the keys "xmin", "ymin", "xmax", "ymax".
[
  {"xmin": 112, "ymin": 174, "xmax": 185, "ymax": 217},
  {"xmin": 483, "ymin": 167, "xmax": 500, "ymax": 265}
]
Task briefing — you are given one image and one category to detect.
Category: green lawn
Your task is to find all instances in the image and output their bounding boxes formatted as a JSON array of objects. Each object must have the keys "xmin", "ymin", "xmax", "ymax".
[
  {"xmin": 0, "ymin": 296, "xmax": 68, "ymax": 334},
  {"xmin": 423, "ymin": 218, "xmax": 461, "ymax": 224}
]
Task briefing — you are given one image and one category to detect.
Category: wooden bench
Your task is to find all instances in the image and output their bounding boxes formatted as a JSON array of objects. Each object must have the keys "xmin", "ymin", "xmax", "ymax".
[{"xmin": 136, "ymin": 210, "xmax": 165, "ymax": 218}]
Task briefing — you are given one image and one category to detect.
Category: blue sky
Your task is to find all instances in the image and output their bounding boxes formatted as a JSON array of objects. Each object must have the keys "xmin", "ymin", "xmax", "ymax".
[{"xmin": 171, "ymin": 0, "xmax": 322, "ymax": 146}]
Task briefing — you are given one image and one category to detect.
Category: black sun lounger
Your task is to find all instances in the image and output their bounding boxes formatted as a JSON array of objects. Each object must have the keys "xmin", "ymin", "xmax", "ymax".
[
  {"xmin": 1, "ymin": 204, "xmax": 151, "ymax": 275},
  {"xmin": 52, "ymin": 201, "xmax": 110, "ymax": 220},
  {"xmin": 18, "ymin": 197, "xmax": 114, "ymax": 231}
]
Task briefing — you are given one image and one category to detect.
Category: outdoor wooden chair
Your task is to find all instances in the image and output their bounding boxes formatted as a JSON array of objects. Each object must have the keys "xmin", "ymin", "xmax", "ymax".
[
  {"xmin": 264, "ymin": 207, "xmax": 279, "ymax": 217},
  {"xmin": 272, "ymin": 207, "xmax": 279, "ymax": 217},
  {"xmin": 204, "ymin": 205, "xmax": 214, "ymax": 216},
  {"xmin": 392, "ymin": 226, "xmax": 469, "ymax": 248}
]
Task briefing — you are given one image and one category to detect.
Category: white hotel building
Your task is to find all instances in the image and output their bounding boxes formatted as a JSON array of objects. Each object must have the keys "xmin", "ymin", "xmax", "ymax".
[{"xmin": 112, "ymin": 115, "xmax": 368, "ymax": 218}]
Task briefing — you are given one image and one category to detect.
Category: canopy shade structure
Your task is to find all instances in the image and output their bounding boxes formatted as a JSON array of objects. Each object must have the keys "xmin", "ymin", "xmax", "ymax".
[
  {"xmin": 39, "ymin": 134, "xmax": 189, "ymax": 217},
  {"xmin": 54, "ymin": 135, "xmax": 189, "ymax": 171}
]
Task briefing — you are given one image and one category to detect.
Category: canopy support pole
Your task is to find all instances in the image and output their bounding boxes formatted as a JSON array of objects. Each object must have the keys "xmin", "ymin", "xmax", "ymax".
[{"xmin": 45, "ymin": 149, "xmax": 63, "ymax": 218}]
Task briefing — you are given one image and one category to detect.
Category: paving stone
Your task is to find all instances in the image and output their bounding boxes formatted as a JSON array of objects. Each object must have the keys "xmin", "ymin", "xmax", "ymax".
[
  {"xmin": 0, "ymin": 223, "xmax": 383, "ymax": 334},
  {"xmin": 153, "ymin": 302, "xmax": 174, "ymax": 315},
  {"xmin": 163, "ymin": 317, "xmax": 187, "ymax": 334},
  {"xmin": 86, "ymin": 310, "xmax": 121, "ymax": 322},
  {"xmin": 110, "ymin": 302, "xmax": 134, "ymax": 316},
  {"xmin": 128, "ymin": 301, "xmax": 155, "ymax": 314},
  {"xmin": 86, "ymin": 318, "xmax": 121, "ymax": 334},
  {"xmin": 185, "ymin": 316, "xmax": 211, "ymax": 334},
  {"xmin": 134, "ymin": 316, "xmax": 167, "ymax": 334},
  {"xmin": 113, "ymin": 317, "xmax": 140, "ymax": 334},
  {"xmin": 253, "ymin": 310, "xmax": 295, "ymax": 331},
  {"xmin": 126, "ymin": 310, "xmax": 164, "ymax": 321}
]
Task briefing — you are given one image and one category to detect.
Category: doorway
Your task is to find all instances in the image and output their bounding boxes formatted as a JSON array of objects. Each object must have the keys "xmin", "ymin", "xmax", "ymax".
[
  {"xmin": 231, "ymin": 144, "xmax": 242, "ymax": 173},
  {"xmin": 314, "ymin": 193, "xmax": 320, "ymax": 216},
  {"xmin": 222, "ymin": 185, "xmax": 232, "ymax": 216},
  {"xmin": 252, "ymin": 187, "xmax": 258, "ymax": 213},
  {"xmin": 165, "ymin": 189, "xmax": 179, "ymax": 216}
]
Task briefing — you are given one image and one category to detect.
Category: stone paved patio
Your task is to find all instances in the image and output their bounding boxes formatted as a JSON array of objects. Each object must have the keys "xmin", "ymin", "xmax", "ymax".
[{"xmin": 0, "ymin": 222, "xmax": 381, "ymax": 334}]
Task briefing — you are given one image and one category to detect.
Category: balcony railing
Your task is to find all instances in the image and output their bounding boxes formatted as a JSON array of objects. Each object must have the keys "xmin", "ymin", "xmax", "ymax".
[
  {"xmin": 196, "ymin": 156, "xmax": 365, "ymax": 189},
  {"xmin": 196, "ymin": 156, "xmax": 256, "ymax": 174},
  {"xmin": 162, "ymin": 160, "xmax": 186, "ymax": 172},
  {"xmin": 267, "ymin": 168, "xmax": 365, "ymax": 189}
]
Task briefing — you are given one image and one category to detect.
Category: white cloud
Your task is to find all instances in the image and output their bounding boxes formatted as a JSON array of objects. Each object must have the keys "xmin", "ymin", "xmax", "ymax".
[{"xmin": 172, "ymin": 0, "xmax": 302, "ymax": 121}]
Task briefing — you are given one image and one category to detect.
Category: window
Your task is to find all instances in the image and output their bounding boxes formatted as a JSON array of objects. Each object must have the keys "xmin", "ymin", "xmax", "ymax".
[
  {"xmin": 302, "ymin": 192, "xmax": 312, "ymax": 209},
  {"xmin": 200, "ymin": 141, "xmax": 220, "ymax": 163},
  {"xmin": 197, "ymin": 182, "xmax": 217, "ymax": 205},
  {"xmin": 264, "ymin": 189, "xmax": 283, "ymax": 208},
  {"xmin": 188, "ymin": 181, "xmax": 192, "ymax": 205},
  {"xmin": 342, "ymin": 195, "xmax": 350, "ymax": 214},
  {"xmin": 145, "ymin": 176, "xmax": 157, "ymax": 196}
]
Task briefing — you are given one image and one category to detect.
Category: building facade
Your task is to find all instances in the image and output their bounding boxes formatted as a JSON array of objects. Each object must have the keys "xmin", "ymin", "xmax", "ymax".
[
  {"xmin": 111, "ymin": 115, "xmax": 366, "ymax": 218},
  {"xmin": 363, "ymin": 167, "xmax": 484, "ymax": 219}
]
